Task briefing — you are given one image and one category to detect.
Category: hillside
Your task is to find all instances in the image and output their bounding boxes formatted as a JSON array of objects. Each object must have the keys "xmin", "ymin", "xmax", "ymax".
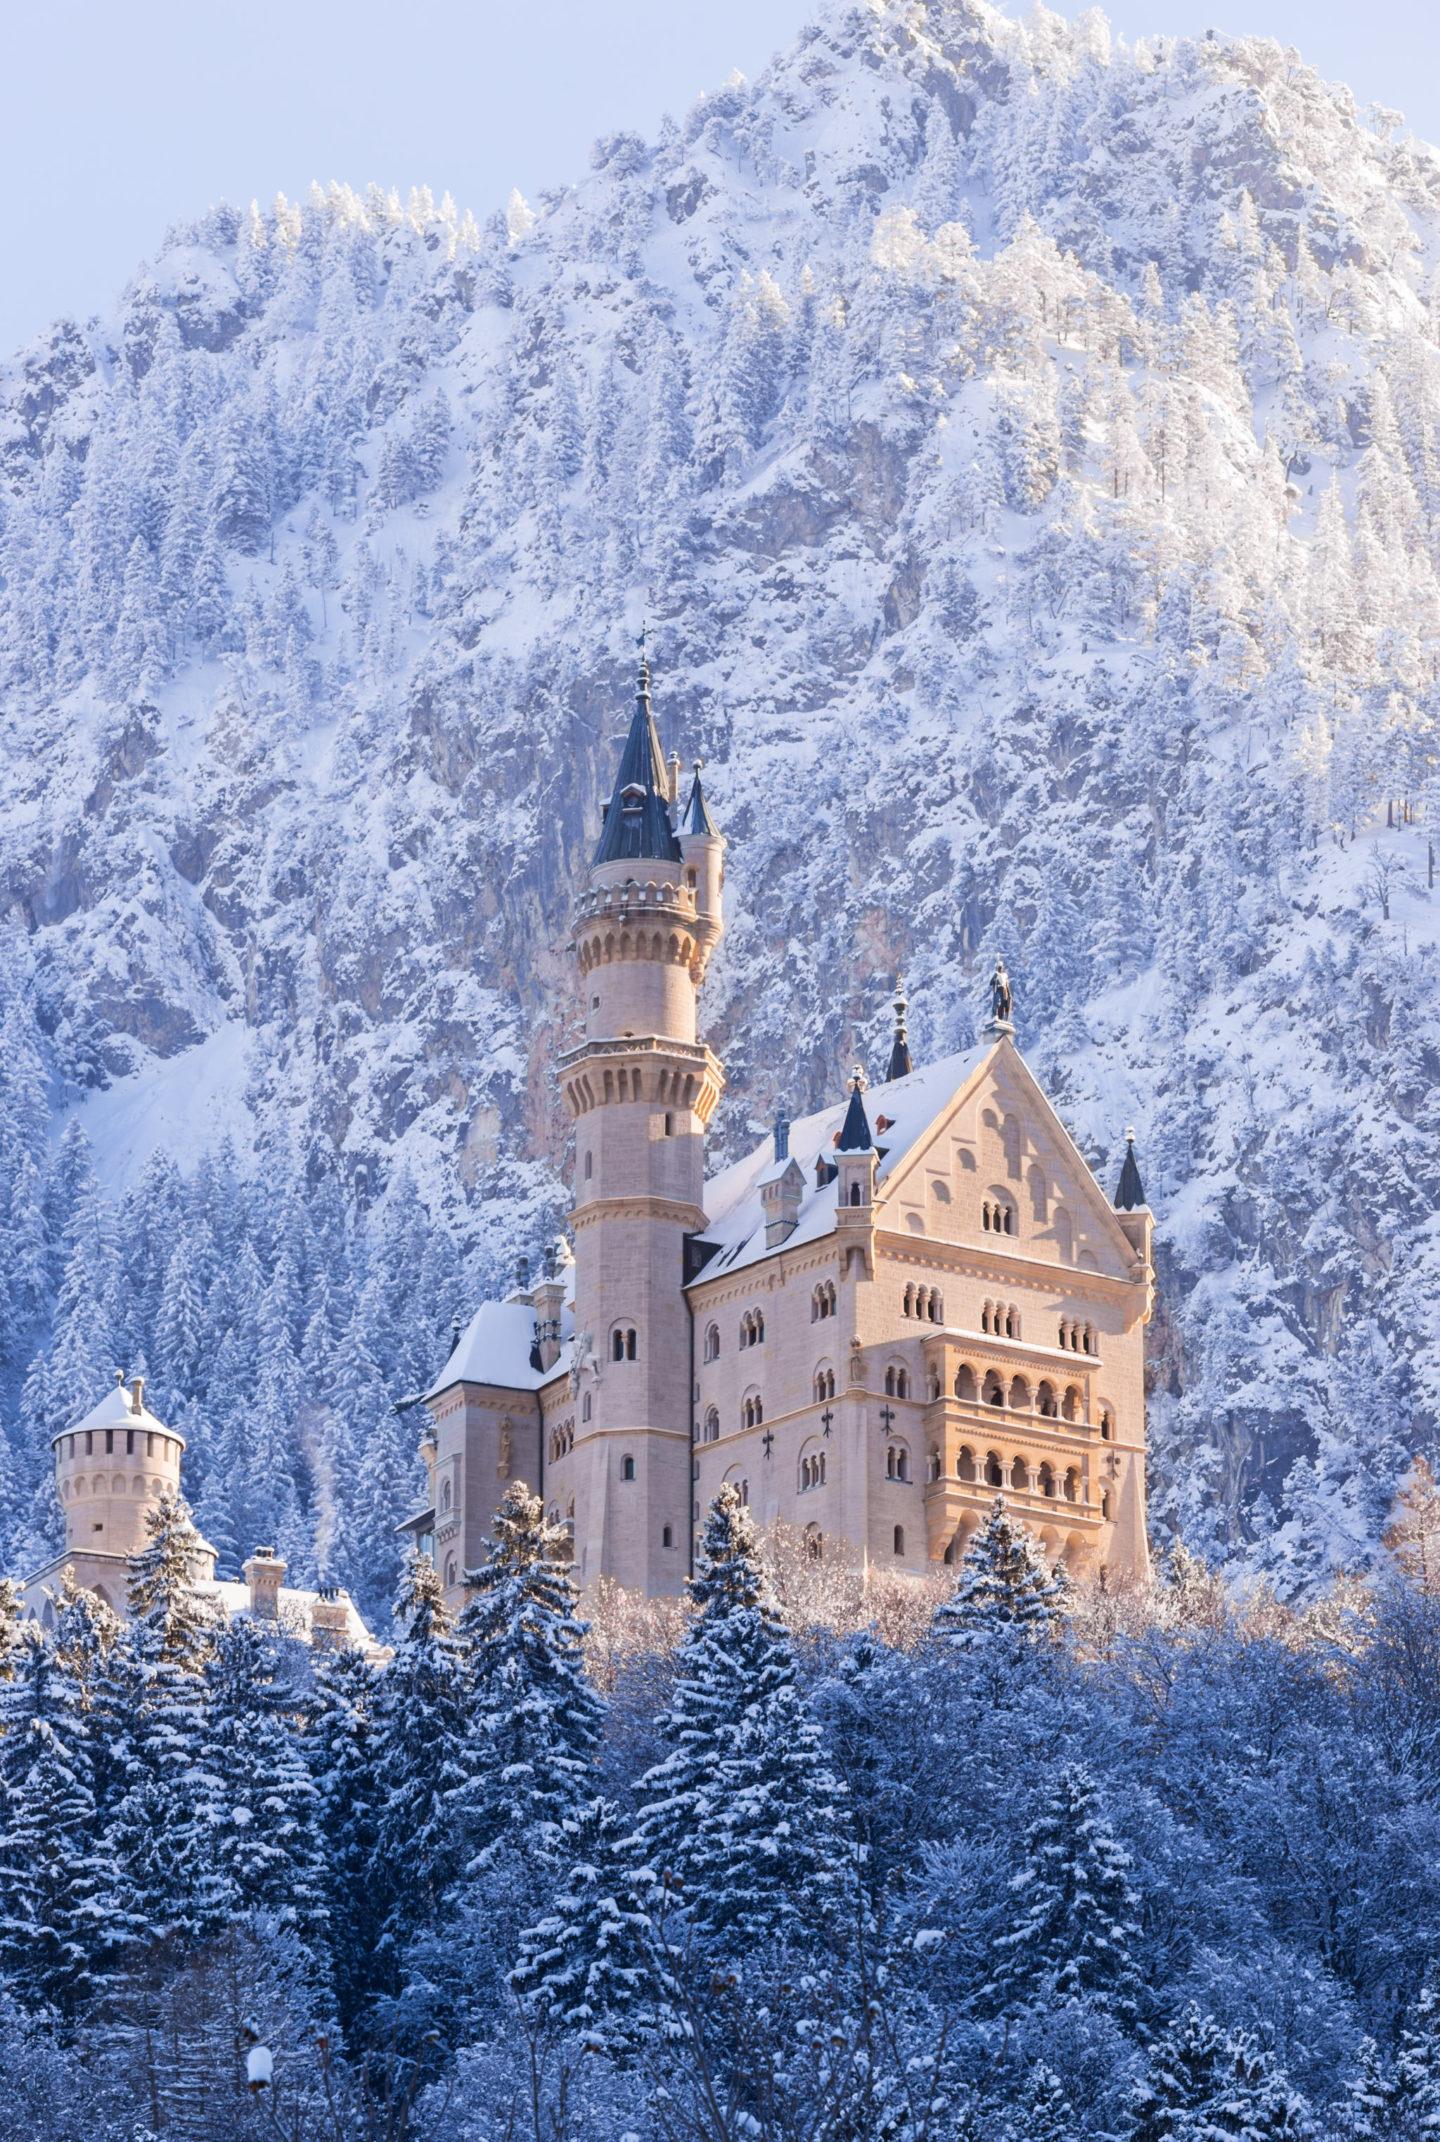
[{"xmin": 3, "ymin": 0, "xmax": 1440, "ymax": 1598}]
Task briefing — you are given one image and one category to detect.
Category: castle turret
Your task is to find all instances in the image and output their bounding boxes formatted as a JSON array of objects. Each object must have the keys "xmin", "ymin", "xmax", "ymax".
[
  {"xmin": 27, "ymin": 1373, "xmax": 216, "ymax": 1620},
  {"xmin": 557, "ymin": 639, "xmax": 726, "ymax": 1594}
]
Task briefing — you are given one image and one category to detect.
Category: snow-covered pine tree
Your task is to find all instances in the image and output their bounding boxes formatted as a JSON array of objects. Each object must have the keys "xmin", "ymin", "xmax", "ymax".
[
  {"xmin": 197, "ymin": 1618, "xmax": 326, "ymax": 1946},
  {"xmin": 633, "ymin": 1485, "xmax": 853, "ymax": 1954},
  {"xmin": 0, "ymin": 1578, "xmax": 21, "ymax": 1678},
  {"xmin": 510, "ymin": 1797, "xmax": 671, "ymax": 2060},
  {"xmin": 987, "ymin": 1764, "xmax": 1142, "ymax": 2017},
  {"xmin": 932, "ymin": 1496, "xmax": 1064, "ymax": 1648},
  {"xmin": 126, "ymin": 1488, "xmax": 217, "ymax": 1669},
  {"xmin": 308, "ymin": 1645, "xmax": 384, "ymax": 2032},
  {"xmin": 1130, "ymin": 2006, "xmax": 1313, "ymax": 2141},
  {"xmin": 1394, "ymin": 1985, "xmax": 1440, "ymax": 2133},
  {"xmin": 369, "ymin": 1557, "xmax": 473, "ymax": 1967},
  {"xmin": 1003, "ymin": 2063, "xmax": 1080, "ymax": 2142},
  {"xmin": 452, "ymin": 1480, "xmax": 604, "ymax": 1869},
  {"xmin": 0, "ymin": 1630, "xmax": 129, "ymax": 2022}
]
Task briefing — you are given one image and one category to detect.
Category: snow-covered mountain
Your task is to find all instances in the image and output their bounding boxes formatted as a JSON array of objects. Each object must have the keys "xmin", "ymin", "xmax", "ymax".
[{"xmin": 3, "ymin": 0, "xmax": 1439, "ymax": 1592}]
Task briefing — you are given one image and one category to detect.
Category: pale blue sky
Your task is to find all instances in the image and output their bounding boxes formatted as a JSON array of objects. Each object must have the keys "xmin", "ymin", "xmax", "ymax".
[{"xmin": 1, "ymin": 0, "xmax": 1436, "ymax": 359}]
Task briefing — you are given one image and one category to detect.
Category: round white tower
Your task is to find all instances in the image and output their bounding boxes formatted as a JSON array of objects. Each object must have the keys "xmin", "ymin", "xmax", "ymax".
[{"xmin": 53, "ymin": 1373, "xmax": 184, "ymax": 1559}]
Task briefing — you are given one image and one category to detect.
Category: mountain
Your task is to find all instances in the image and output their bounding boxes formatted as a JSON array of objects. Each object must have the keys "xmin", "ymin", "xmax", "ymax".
[{"xmin": 2, "ymin": 0, "xmax": 1439, "ymax": 1599}]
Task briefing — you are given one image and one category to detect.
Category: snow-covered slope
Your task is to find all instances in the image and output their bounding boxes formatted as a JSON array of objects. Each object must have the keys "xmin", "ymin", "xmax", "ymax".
[{"xmin": 4, "ymin": 0, "xmax": 1440, "ymax": 1587}]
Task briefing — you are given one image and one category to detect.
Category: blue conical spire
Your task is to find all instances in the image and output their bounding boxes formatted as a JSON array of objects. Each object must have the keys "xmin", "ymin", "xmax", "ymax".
[
  {"xmin": 593, "ymin": 628, "xmax": 682, "ymax": 867},
  {"xmin": 681, "ymin": 761, "xmax": 720, "ymax": 837},
  {"xmin": 836, "ymin": 1065, "xmax": 874, "ymax": 1152},
  {"xmin": 1114, "ymin": 1129, "xmax": 1147, "ymax": 1211}
]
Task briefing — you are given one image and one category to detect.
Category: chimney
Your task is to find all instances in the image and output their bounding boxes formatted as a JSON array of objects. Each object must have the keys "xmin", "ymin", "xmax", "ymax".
[
  {"xmin": 668, "ymin": 750, "xmax": 681, "ymax": 807},
  {"xmin": 311, "ymin": 1586, "xmax": 352, "ymax": 1652},
  {"xmin": 514, "ymin": 1254, "xmax": 532, "ymax": 1301},
  {"xmin": 532, "ymin": 1240, "xmax": 567, "ymax": 1371},
  {"xmin": 243, "ymin": 1546, "xmax": 287, "ymax": 1620},
  {"xmin": 128, "ymin": 1374, "xmax": 145, "ymax": 1417}
]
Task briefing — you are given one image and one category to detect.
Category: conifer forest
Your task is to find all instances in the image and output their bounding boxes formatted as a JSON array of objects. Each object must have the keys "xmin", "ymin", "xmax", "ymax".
[{"xmin": 3, "ymin": 0, "xmax": 1440, "ymax": 2130}]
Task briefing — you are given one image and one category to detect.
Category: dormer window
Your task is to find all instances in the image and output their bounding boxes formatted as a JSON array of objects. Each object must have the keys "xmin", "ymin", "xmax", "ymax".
[{"xmin": 620, "ymin": 782, "xmax": 646, "ymax": 811}]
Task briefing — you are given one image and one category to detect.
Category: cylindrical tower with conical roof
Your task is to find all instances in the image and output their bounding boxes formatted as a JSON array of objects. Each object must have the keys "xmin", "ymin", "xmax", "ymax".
[{"xmin": 555, "ymin": 640, "xmax": 726, "ymax": 1594}]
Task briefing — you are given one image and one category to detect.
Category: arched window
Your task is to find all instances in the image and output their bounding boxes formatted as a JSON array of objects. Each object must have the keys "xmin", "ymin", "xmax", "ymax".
[
  {"xmin": 1100, "ymin": 1406, "xmax": 1114, "ymax": 1441},
  {"xmin": 812, "ymin": 1282, "xmax": 836, "ymax": 1321},
  {"xmin": 985, "ymin": 1450, "xmax": 1004, "ymax": 1487},
  {"xmin": 1039, "ymin": 1462, "xmax": 1056, "ymax": 1498},
  {"xmin": 703, "ymin": 1406, "xmax": 720, "ymax": 1443},
  {"xmin": 799, "ymin": 1448, "xmax": 826, "ymax": 1491},
  {"xmin": 704, "ymin": 1324, "xmax": 720, "ymax": 1362},
  {"xmin": 1010, "ymin": 1453, "xmax": 1028, "ymax": 1490},
  {"xmin": 958, "ymin": 1447, "xmax": 977, "ymax": 1482},
  {"xmin": 612, "ymin": 1325, "xmax": 637, "ymax": 1362},
  {"xmin": 1063, "ymin": 1385, "xmax": 1081, "ymax": 1423},
  {"xmin": 885, "ymin": 1363, "xmax": 910, "ymax": 1397},
  {"xmin": 928, "ymin": 1448, "xmax": 941, "ymax": 1481},
  {"xmin": 813, "ymin": 1367, "xmax": 835, "ymax": 1402},
  {"xmin": 983, "ymin": 1369, "xmax": 1006, "ymax": 1408},
  {"xmin": 1101, "ymin": 1491, "xmax": 1113, "ymax": 1522},
  {"xmin": 955, "ymin": 1363, "xmax": 977, "ymax": 1402},
  {"xmin": 621, "ymin": 1454, "xmax": 635, "ymax": 1481},
  {"xmin": 893, "ymin": 1525, "xmax": 906, "ymax": 1556},
  {"xmin": 444, "ymin": 1556, "xmax": 456, "ymax": 1587},
  {"xmin": 1037, "ymin": 1381, "xmax": 1057, "ymax": 1419},
  {"xmin": 663, "ymin": 1523, "xmax": 675, "ymax": 1547},
  {"xmin": 582, "ymin": 1391, "xmax": 592, "ymax": 1422},
  {"xmin": 440, "ymin": 1478, "xmax": 452, "ymax": 1512},
  {"xmin": 903, "ymin": 1284, "xmax": 916, "ymax": 1318},
  {"xmin": 1008, "ymin": 1374, "xmax": 1030, "ymax": 1410},
  {"xmin": 742, "ymin": 1393, "xmax": 764, "ymax": 1430},
  {"xmin": 804, "ymin": 1524, "xmax": 822, "ymax": 1562},
  {"xmin": 1064, "ymin": 1467, "xmax": 1079, "ymax": 1503},
  {"xmin": 584, "ymin": 1151, "xmax": 593, "ymax": 1180},
  {"xmin": 849, "ymin": 1182, "xmax": 863, "ymax": 1206},
  {"xmin": 929, "ymin": 1291, "xmax": 943, "ymax": 1324},
  {"xmin": 886, "ymin": 1443, "xmax": 910, "ymax": 1482}
]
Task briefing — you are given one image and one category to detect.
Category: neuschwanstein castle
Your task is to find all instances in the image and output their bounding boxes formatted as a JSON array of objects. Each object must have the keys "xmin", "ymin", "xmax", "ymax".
[
  {"xmin": 405, "ymin": 649, "xmax": 1155, "ymax": 1601},
  {"xmin": 20, "ymin": 650, "xmax": 1155, "ymax": 1622}
]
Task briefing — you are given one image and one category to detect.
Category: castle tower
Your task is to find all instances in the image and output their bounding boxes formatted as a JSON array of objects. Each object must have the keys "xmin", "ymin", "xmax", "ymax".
[
  {"xmin": 557, "ymin": 640, "xmax": 726, "ymax": 1593},
  {"xmin": 25, "ymin": 1373, "xmax": 216, "ymax": 1621}
]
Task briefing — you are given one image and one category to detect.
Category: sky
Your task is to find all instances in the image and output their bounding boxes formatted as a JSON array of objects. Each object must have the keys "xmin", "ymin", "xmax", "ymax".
[{"xmin": 1, "ymin": 0, "xmax": 1437, "ymax": 360}]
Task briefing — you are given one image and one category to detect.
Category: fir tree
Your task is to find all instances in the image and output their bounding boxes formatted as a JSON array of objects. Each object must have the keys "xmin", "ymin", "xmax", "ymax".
[
  {"xmin": 932, "ymin": 1497, "xmax": 1064, "ymax": 1648},
  {"xmin": 634, "ymin": 1486, "xmax": 853, "ymax": 1953},
  {"xmin": 197, "ymin": 1618, "xmax": 327, "ymax": 1944},
  {"xmin": 1394, "ymin": 1986, "xmax": 1440, "ymax": 2134},
  {"xmin": 1130, "ymin": 2007, "xmax": 1313, "ymax": 2142},
  {"xmin": 369, "ymin": 1557, "xmax": 473, "ymax": 1966},
  {"xmin": 309, "ymin": 1645, "xmax": 384, "ymax": 2032},
  {"xmin": 510, "ymin": 1798, "xmax": 670, "ymax": 2060},
  {"xmin": 988, "ymin": 1764, "xmax": 1142, "ymax": 2017},
  {"xmin": 0, "ymin": 1631, "xmax": 129, "ymax": 2021},
  {"xmin": 127, "ymin": 1489, "xmax": 216, "ymax": 1669},
  {"xmin": 453, "ymin": 1481, "xmax": 604, "ymax": 1868}
]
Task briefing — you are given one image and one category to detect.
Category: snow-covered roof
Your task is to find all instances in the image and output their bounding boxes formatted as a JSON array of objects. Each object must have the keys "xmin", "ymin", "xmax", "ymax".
[
  {"xmin": 198, "ymin": 1580, "xmax": 382, "ymax": 1656},
  {"xmin": 424, "ymin": 1266, "xmax": 576, "ymax": 1401},
  {"xmin": 58, "ymin": 1380, "xmax": 176, "ymax": 1446},
  {"xmin": 692, "ymin": 1044, "xmax": 990, "ymax": 1284}
]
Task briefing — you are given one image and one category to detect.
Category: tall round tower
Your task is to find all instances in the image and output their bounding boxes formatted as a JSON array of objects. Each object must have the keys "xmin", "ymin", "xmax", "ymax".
[{"xmin": 557, "ymin": 641, "xmax": 726, "ymax": 1593}]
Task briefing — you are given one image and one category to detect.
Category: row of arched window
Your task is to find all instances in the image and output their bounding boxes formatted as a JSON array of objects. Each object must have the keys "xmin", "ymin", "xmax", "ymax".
[
  {"xmin": 812, "ymin": 1281, "xmax": 838, "ymax": 1321},
  {"xmin": 800, "ymin": 1450, "xmax": 826, "ymax": 1491},
  {"xmin": 548, "ymin": 1420, "xmax": 575, "ymax": 1462},
  {"xmin": 982, "ymin": 1199, "xmax": 1016, "ymax": 1234},
  {"xmin": 883, "ymin": 1365, "xmax": 911, "ymax": 1398},
  {"xmin": 740, "ymin": 1310, "xmax": 765, "ymax": 1348},
  {"xmin": 742, "ymin": 1394, "xmax": 764, "ymax": 1429},
  {"xmin": 885, "ymin": 1443, "xmax": 910, "ymax": 1481},
  {"xmin": 813, "ymin": 1367, "xmax": 836, "ymax": 1401},
  {"xmin": 61, "ymin": 1473, "xmax": 166, "ymax": 1502},
  {"xmin": 929, "ymin": 1444, "xmax": 1084, "ymax": 1502},
  {"xmin": 611, "ymin": 1325, "xmax": 638, "ymax": 1361},
  {"xmin": 903, "ymin": 1284, "xmax": 944, "ymax": 1322},
  {"xmin": 981, "ymin": 1300, "xmax": 1019, "ymax": 1338},
  {"xmin": 1059, "ymin": 1319, "xmax": 1098, "ymax": 1354}
]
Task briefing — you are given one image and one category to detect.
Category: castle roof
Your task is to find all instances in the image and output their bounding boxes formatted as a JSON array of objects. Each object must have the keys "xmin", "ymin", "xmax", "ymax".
[
  {"xmin": 1114, "ymin": 1134, "xmax": 1147, "ymax": 1211},
  {"xmin": 593, "ymin": 652, "xmax": 683, "ymax": 867},
  {"xmin": 423, "ymin": 1267, "xmax": 577, "ymax": 1402},
  {"xmin": 836, "ymin": 1078, "xmax": 874, "ymax": 1152},
  {"xmin": 691, "ymin": 1044, "xmax": 989, "ymax": 1283},
  {"xmin": 56, "ymin": 1378, "xmax": 176, "ymax": 1448},
  {"xmin": 680, "ymin": 765, "xmax": 720, "ymax": 838}
]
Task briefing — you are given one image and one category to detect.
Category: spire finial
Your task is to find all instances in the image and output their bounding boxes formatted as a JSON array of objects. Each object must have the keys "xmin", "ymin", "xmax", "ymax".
[
  {"xmin": 887, "ymin": 974, "xmax": 913, "ymax": 1081},
  {"xmin": 848, "ymin": 1062, "xmax": 869, "ymax": 1094},
  {"xmin": 635, "ymin": 621, "xmax": 649, "ymax": 697}
]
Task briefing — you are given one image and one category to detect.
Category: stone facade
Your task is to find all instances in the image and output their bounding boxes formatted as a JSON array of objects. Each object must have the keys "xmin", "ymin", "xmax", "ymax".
[{"xmin": 418, "ymin": 665, "xmax": 1155, "ymax": 1602}]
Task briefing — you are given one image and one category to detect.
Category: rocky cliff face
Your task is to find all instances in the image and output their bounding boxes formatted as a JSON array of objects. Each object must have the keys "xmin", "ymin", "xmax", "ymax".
[{"xmin": 4, "ymin": 0, "xmax": 1440, "ymax": 1584}]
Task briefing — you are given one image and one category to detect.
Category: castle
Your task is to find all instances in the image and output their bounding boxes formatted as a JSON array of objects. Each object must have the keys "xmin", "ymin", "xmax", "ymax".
[
  {"xmin": 18, "ymin": 1371, "xmax": 380, "ymax": 1653},
  {"xmin": 409, "ymin": 650, "xmax": 1155, "ymax": 1601}
]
